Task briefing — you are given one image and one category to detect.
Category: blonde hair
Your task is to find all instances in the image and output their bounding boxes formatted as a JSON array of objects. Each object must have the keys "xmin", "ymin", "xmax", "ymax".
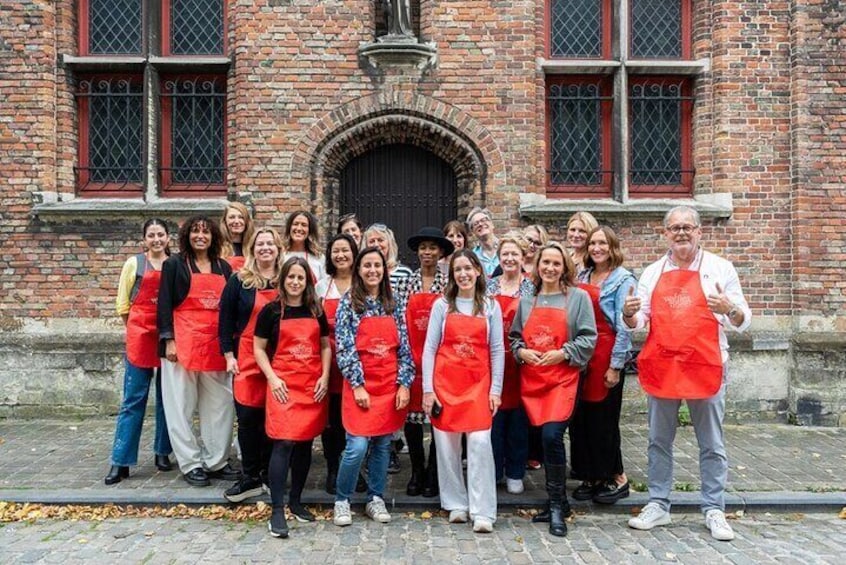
[
  {"xmin": 523, "ymin": 224, "xmax": 549, "ymax": 246},
  {"xmin": 220, "ymin": 202, "xmax": 254, "ymax": 258},
  {"xmin": 566, "ymin": 211, "xmax": 599, "ymax": 234},
  {"xmin": 362, "ymin": 224, "xmax": 400, "ymax": 271},
  {"xmin": 239, "ymin": 227, "xmax": 284, "ymax": 290},
  {"xmin": 497, "ymin": 231, "xmax": 527, "ymax": 257}
]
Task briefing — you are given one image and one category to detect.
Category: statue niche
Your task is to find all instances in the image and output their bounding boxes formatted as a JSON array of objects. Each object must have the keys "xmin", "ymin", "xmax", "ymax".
[{"xmin": 381, "ymin": 0, "xmax": 415, "ymax": 40}]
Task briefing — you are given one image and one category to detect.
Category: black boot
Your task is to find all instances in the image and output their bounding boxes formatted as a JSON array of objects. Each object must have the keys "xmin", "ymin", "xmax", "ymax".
[
  {"xmin": 104, "ymin": 465, "xmax": 129, "ymax": 485},
  {"xmin": 405, "ymin": 423, "xmax": 426, "ymax": 497},
  {"xmin": 546, "ymin": 463, "xmax": 568, "ymax": 537},
  {"xmin": 406, "ymin": 466, "xmax": 424, "ymax": 496},
  {"xmin": 421, "ymin": 440, "xmax": 439, "ymax": 497},
  {"xmin": 325, "ymin": 466, "xmax": 338, "ymax": 495},
  {"xmin": 532, "ymin": 502, "xmax": 550, "ymax": 523}
]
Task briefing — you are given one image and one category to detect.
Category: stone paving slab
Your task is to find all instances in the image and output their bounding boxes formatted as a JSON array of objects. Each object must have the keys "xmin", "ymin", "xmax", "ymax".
[
  {"xmin": 1, "ymin": 510, "xmax": 843, "ymax": 564},
  {"xmin": 0, "ymin": 419, "xmax": 844, "ymax": 509}
]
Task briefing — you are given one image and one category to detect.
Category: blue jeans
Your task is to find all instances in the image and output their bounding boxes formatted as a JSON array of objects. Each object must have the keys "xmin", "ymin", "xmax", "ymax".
[
  {"xmin": 491, "ymin": 407, "xmax": 528, "ymax": 481},
  {"xmin": 335, "ymin": 433, "xmax": 391, "ymax": 503},
  {"xmin": 541, "ymin": 420, "xmax": 569, "ymax": 467},
  {"xmin": 110, "ymin": 356, "xmax": 172, "ymax": 466}
]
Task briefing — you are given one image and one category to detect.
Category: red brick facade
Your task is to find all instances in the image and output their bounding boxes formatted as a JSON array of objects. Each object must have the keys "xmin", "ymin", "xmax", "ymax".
[{"xmin": 1, "ymin": 1, "xmax": 844, "ymax": 421}]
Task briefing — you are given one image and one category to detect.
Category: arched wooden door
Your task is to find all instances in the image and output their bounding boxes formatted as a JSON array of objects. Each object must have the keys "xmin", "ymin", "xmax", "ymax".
[{"xmin": 340, "ymin": 143, "xmax": 458, "ymax": 265}]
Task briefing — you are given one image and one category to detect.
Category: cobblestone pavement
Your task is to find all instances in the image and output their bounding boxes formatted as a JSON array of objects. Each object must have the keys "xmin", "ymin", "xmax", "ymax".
[
  {"xmin": 1, "ymin": 510, "xmax": 843, "ymax": 564},
  {"xmin": 0, "ymin": 419, "xmax": 844, "ymax": 507}
]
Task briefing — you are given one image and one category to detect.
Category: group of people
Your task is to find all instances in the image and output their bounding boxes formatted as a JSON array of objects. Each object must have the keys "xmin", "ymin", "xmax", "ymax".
[{"xmin": 106, "ymin": 203, "xmax": 751, "ymax": 543}]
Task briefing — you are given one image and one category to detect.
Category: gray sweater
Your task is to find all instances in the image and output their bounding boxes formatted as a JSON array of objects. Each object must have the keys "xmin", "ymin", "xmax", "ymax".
[{"xmin": 508, "ymin": 288, "xmax": 597, "ymax": 369}]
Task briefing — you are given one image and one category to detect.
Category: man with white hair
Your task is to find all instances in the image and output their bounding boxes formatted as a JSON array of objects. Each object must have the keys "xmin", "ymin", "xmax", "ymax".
[{"xmin": 623, "ymin": 205, "xmax": 751, "ymax": 541}]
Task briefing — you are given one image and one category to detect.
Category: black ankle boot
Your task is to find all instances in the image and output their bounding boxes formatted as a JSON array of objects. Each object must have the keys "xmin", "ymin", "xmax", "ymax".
[
  {"xmin": 104, "ymin": 465, "xmax": 129, "ymax": 485},
  {"xmin": 406, "ymin": 466, "xmax": 424, "ymax": 496},
  {"xmin": 545, "ymin": 463, "xmax": 568, "ymax": 537},
  {"xmin": 532, "ymin": 502, "xmax": 550, "ymax": 523}
]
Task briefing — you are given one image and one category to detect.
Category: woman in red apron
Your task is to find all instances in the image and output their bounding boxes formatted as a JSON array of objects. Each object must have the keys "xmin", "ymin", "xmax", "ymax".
[
  {"xmin": 217, "ymin": 227, "xmax": 283, "ymax": 504},
  {"xmin": 509, "ymin": 242, "xmax": 597, "ymax": 537},
  {"xmin": 282, "ymin": 210, "xmax": 326, "ymax": 281},
  {"xmin": 331, "ymin": 247, "xmax": 414, "ymax": 527},
  {"xmin": 220, "ymin": 202, "xmax": 254, "ymax": 271},
  {"xmin": 398, "ymin": 226, "xmax": 453, "ymax": 497},
  {"xmin": 487, "ymin": 234, "xmax": 535, "ymax": 496},
  {"xmin": 254, "ymin": 257, "xmax": 331, "ymax": 538},
  {"xmin": 105, "ymin": 219, "xmax": 174, "ymax": 485},
  {"xmin": 157, "ymin": 216, "xmax": 237, "ymax": 488},
  {"xmin": 421, "ymin": 249, "xmax": 504, "ymax": 534},
  {"xmin": 315, "ymin": 233, "xmax": 358, "ymax": 495},
  {"xmin": 571, "ymin": 226, "xmax": 636, "ymax": 505}
]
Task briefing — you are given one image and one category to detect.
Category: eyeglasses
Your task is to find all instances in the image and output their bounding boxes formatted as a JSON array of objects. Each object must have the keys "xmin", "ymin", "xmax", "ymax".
[
  {"xmin": 526, "ymin": 237, "xmax": 542, "ymax": 247},
  {"xmin": 471, "ymin": 218, "xmax": 491, "ymax": 230},
  {"xmin": 366, "ymin": 223, "xmax": 388, "ymax": 231},
  {"xmin": 338, "ymin": 213, "xmax": 358, "ymax": 224},
  {"xmin": 667, "ymin": 224, "xmax": 699, "ymax": 235}
]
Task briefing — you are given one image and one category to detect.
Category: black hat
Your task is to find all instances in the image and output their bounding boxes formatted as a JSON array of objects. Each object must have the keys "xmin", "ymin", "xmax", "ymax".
[{"xmin": 407, "ymin": 226, "xmax": 455, "ymax": 256}]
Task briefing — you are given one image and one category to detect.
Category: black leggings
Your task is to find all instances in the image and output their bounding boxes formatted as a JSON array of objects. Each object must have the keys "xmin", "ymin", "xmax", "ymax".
[
  {"xmin": 268, "ymin": 439, "xmax": 313, "ymax": 508},
  {"xmin": 321, "ymin": 393, "xmax": 345, "ymax": 473}
]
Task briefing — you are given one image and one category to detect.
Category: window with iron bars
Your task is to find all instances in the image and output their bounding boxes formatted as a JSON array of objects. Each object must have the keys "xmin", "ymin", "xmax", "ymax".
[
  {"xmin": 545, "ymin": 0, "xmax": 695, "ymax": 198},
  {"xmin": 74, "ymin": 0, "xmax": 227, "ymax": 196}
]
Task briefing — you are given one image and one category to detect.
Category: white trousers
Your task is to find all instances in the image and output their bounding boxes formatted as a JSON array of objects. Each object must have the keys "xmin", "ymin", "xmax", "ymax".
[
  {"xmin": 433, "ymin": 428, "xmax": 497, "ymax": 522},
  {"xmin": 160, "ymin": 359, "xmax": 235, "ymax": 474}
]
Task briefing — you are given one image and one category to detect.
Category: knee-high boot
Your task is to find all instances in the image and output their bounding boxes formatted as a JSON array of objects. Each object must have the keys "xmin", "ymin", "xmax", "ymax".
[
  {"xmin": 422, "ymin": 428, "xmax": 439, "ymax": 497},
  {"xmin": 545, "ymin": 463, "xmax": 568, "ymax": 537}
]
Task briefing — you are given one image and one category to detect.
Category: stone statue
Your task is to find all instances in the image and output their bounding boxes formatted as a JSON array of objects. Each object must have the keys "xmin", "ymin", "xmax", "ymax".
[{"xmin": 384, "ymin": 0, "xmax": 413, "ymax": 37}]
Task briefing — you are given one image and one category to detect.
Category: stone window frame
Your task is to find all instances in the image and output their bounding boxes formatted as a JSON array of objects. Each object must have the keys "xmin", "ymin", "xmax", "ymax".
[
  {"xmin": 542, "ymin": 0, "xmax": 701, "ymax": 201},
  {"xmin": 62, "ymin": 0, "xmax": 230, "ymax": 206}
]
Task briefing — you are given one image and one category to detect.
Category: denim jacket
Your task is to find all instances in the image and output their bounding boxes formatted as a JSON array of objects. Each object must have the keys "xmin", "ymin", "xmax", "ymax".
[{"xmin": 578, "ymin": 266, "xmax": 637, "ymax": 370}]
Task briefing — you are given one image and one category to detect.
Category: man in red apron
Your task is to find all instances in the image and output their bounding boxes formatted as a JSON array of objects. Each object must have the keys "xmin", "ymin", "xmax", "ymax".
[{"xmin": 623, "ymin": 206, "xmax": 751, "ymax": 542}]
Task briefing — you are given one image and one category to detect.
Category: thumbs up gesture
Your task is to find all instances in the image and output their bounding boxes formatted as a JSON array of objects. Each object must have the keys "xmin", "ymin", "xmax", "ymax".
[
  {"xmin": 622, "ymin": 285, "xmax": 641, "ymax": 318},
  {"xmin": 706, "ymin": 281, "xmax": 732, "ymax": 315}
]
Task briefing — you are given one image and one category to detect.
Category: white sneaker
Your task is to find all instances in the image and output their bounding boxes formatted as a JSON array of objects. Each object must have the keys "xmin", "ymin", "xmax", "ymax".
[
  {"xmin": 448, "ymin": 510, "xmax": 468, "ymax": 523},
  {"xmin": 705, "ymin": 509, "xmax": 735, "ymax": 541},
  {"xmin": 628, "ymin": 502, "xmax": 671, "ymax": 531},
  {"xmin": 472, "ymin": 517, "xmax": 493, "ymax": 533},
  {"xmin": 506, "ymin": 478, "xmax": 524, "ymax": 494},
  {"xmin": 333, "ymin": 500, "xmax": 352, "ymax": 527},
  {"xmin": 365, "ymin": 496, "xmax": 391, "ymax": 523}
]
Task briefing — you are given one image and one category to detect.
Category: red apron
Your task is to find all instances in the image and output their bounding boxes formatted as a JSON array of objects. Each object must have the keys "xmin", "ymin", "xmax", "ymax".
[
  {"xmin": 578, "ymin": 283, "xmax": 616, "ymax": 402},
  {"xmin": 520, "ymin": 303, "xmax": 580, "ymax": 426},
  {"xmin": 172, "ymin": 266, "xmax": 227, "ymax": 372},
  {"xmin": 432, "ymin": 313, "xmax": 493, "ymax": 432},
  {"xmin": 637, "ymin": 266, "xmax": 723, "ymax": 399},
  {"xmin": 125, "ymin": 264, "xmax": 161, "ymax": 369},
  {"xmin": 494, "ymin": 294, "xmax": 521, "ymax": 410},
  {"xmin": 342, "ymin": 315, "xmax": 407, "ymax": 436},
  {"xmin": 406, "ymin": 292, "xmax": 440, "ymax": 412},
  {"xmin": 226, "ymin": 255, "xmax": 246, "ymax": 271},
  {"xmin": 323, "ymin": 296, "xmax": 344, "ymax": 395},
  {"xmin": 233, "ymin": 288, "xmax": 276, "ymax": 407},
  {"xmin": 265, "ymin": 317, "xmax": 327, "ymax": 440}
]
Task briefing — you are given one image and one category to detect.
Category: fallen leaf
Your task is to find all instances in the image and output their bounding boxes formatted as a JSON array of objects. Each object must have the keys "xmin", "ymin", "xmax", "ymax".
[
  {"xmin": 420, "ymin": 511, "xmax": 432, "ymax": 519},
  {"xmin": 838, "ymin": 507, "xmax": 846, "ymax": 519}
]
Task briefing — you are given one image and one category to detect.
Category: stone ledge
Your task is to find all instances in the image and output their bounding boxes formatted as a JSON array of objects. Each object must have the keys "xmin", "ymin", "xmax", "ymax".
[
  {"xmin": 62, "ymin": 54, "xmax": 231, "ymax": 73},
  {"xmin": 792, "ymin": 332, "xmax": 846, "ymax": 349},
  {"xmin": 540, "ymin": 59, "xmax": 621, "ymax": 75},
  {"xmin": 625, "ymin": 58, "xmax": 710, "ymax": 75},
  {"xmin": 31, "ymin": 198, "xmax": 230, "ymax": 221},
  {"xmin": 518, "ymin": 193, "xmax": 733, "ymax": 222},
  {"xmin": 359, "ymin": 40, "xmax": 438, "ymax": 71}
]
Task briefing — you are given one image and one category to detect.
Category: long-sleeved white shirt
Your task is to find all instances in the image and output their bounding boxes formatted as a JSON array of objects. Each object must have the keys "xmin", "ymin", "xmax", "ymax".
[{"xmin": 628, "ymin": 248, "xmax": 752, "ymax": 362}]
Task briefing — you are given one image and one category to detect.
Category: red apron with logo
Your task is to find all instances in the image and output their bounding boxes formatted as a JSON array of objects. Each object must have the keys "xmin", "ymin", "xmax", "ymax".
[
  {"xmin": 323, "ymin": 296, "xmax": 344, "ymax": 395},
  {"xmin": 637, "ymin": 267, "xmax": 723, "ymax": 399},
  {"xmin": 265, "ymin": 317, "xmax": 327, "ymax": 440},
  {"xmin": 432, "ymin": 313, "xmax": 492, "ymax": 433},
  {"xmin": 125, "ymin": 265, "xmax": 162, "ymax": 369},
  {"xmin": 226, "ymin": 255, "xmax": 246, "ymax": 271},
  {"xmin": 173, "ymin": 266, "xmax": 227, "ymax": 372},
  {"xmin": 406, "ymin": 292, "xmax": 440, "ymax": 412},
  {"xmin": 234, "ymin": 288, "xmax": 276, "ymax": 407},
  {"xmin": 494, "ymin": 294, "xmax": 521, "ymax": 410},
  {"xmin": 342, "ymin": 315, "xmax": 407, "ymax": 436},
  {"xmin": 520, "ymin": 304, "xmax": 580, "ymax": 425},
  {"xmin": 578, "ymin": 283, "xmax": 616, "ymax": 402}
]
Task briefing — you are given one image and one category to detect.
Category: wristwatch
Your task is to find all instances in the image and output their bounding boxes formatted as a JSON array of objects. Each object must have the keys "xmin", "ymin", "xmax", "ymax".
[{"xmin": 727, "ymin": 305, "xmax": 739, "ymax": 319}]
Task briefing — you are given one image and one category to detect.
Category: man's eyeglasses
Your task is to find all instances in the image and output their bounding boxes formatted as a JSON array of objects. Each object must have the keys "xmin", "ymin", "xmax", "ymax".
[{"xmin": 667, "ymin": 224, "xmax": 699, "ymax": 235}]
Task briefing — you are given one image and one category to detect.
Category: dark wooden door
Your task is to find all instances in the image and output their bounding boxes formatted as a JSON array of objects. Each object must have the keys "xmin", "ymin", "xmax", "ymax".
[{"xmin": 340, "ymin": 143, "xmax": 458, "ymax": 266}]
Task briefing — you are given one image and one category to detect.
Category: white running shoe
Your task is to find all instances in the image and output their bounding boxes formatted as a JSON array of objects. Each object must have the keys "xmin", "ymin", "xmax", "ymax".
[
  {"xmin": 705, "ymin": 509, "xmax": 735, "ymax": 541},
  {"xmin": 365, "ymin": 495, "xmax": 392, "ymax": 523},
  {"xmin": 333, "ymin": 500, "xmax": 352, "ymax": 527},
  {"xmin": 472, "ymin": 517, "xmax": 493, "ymax": 533},
  {"xmin": 448, "ymin": 510, "xmax": 468, "ymax": 523},
  {"xmin": 506, "ymin": 478, "xmax": 525, "ymax": 494},
  {"xmin": 628, "ymin": 502, "xmax": 671, "ymax": 530}
]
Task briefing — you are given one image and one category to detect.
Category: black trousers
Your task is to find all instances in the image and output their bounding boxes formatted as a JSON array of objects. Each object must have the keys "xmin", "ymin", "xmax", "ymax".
[
  {"xmin": 569, "ymin": 371, "xmax": 626, "ymax": 481},
  {"xmin": 234, "ymin": 400, "xmax": 272, "ymax": 479}
]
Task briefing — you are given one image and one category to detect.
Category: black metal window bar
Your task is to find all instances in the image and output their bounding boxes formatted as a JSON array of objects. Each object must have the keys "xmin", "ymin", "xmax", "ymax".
[
  {"xmin": 629, "ymin": 80, "xmax": 693, "ymax": 186},
  {"xmin": 88, "ymin": 0, "xmax": 143, "ymax": 54},
  {"xmin": 75, "ymin": 77, "xmax": 144, "ymax": 189},
  {"xmin": 550, "ymin": 0, "xmax": 603, "ymax": 57},
  {"xmin": 170, "ymin": 0, "xmax": 224, "ymax": 55},
  {"xmin": 548, "ymin": 82, "xmax": 612, "ymax": 187},
  {"xmin": 631, "ymin": 0, "xmax": 682, "ymax": 58},
  {"xmin": 161, "ymin": 77, "xmax": 226, "ymax": 187}
]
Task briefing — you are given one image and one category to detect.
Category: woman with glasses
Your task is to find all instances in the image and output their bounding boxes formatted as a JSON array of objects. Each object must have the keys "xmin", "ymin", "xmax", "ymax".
[
  {"xmin": 466, "ymin": 207, "xmax": 499, "ymax": 277},
  {"xmin": 570, "ymin": 226, "xmax": 636, "ymax": 505},
  {"xmin": 220, "ymin": 202, "xmax": 255, "ymax": 271},
  {"xmin": 566, "ymin": 211, "xmax": 599, "ymax": 275},
  {"xmin": 337, "ymin": 213, "xmax": 363, "ymax": 248},
  {"xmin": 522, "ymin": 225, "xmax": 548, "ymax": 276},
  {"xmin": 486, "ymin": 233, "xmax": 534, "ymax": 495},
  {"xmin": 332, "ymin": 247, "xmax": 414, "ymax": 527},
  {"xmin": 282, "ymin": 210, "xmax": 325, "ymax": 282},
  {"xmin": 509, "ymin": 242, "xmax": 596, "ymax": 537}
]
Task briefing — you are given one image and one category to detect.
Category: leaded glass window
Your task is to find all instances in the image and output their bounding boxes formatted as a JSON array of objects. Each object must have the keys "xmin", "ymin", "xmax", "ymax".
[
  {"xmin": 170, "ymin": 0, "xmax": 225, "ymax": 55},
  {"xmin": 549, "ymin": 0, "xmax": 604, "ymax": 58},
  {"xmin": 631, "ymin": 0, "xmax": 682, "ymax": 58},
  {"xmin": 88, "ymin": 0, "xmax": 142, "ymax": 54}
]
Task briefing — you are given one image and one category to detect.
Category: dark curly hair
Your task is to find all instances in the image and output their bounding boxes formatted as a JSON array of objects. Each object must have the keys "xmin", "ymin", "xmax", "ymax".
[{"xmin": 178, "ymin": 216, "xmax": 222, "ymax": 261}]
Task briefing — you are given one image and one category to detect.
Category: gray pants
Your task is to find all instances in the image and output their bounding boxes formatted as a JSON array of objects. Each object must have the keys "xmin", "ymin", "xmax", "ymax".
[
  {"xmin": 433, "ymin": 428, "xmax": 497, "ymax": 523},
  {"xmin": 160, "ymin": 359, "xmax": 235, "ymax": 475},
  {"xmin": 647, "ymin": 382, "xmax": 727, "ymax": 514}
]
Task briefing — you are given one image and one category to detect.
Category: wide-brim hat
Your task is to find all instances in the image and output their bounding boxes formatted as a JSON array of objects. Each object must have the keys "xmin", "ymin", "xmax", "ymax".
[{"xmin": 407, "ymin": 226, "xmax": 455, "ymax": 256}]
